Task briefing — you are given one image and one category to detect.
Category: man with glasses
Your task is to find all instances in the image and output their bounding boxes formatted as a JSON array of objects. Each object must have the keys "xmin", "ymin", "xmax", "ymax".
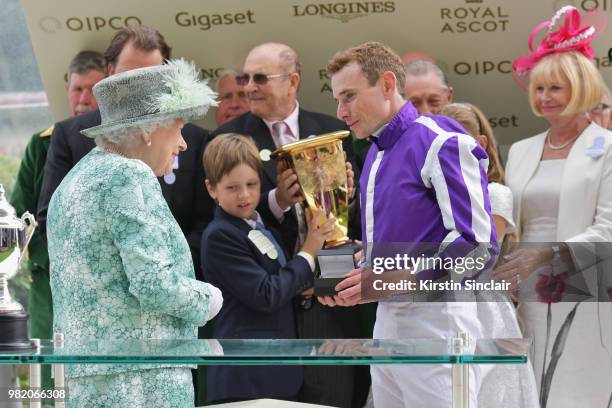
[
  {"xmin": 588, "ymin": 84, "xmax": 612, "ymax": 130},
  {"xmin": 212, "ymin": 42, "xmax": 355, "ymax": 255},
  {"xmin": 209, "ymin": 42, "xmax": 368, "ymax": 408}
]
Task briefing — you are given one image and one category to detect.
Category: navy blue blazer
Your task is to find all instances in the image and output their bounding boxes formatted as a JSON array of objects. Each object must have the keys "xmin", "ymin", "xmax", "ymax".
[{"xmin": 201, "ymin": 206, "xmax": 314, "ymax": 402}]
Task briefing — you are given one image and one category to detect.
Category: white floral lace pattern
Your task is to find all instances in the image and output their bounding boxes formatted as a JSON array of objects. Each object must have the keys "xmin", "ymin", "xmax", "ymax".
[{"xmin": 47, "ymin": 149, "xmax": 216, "ymax": 396}]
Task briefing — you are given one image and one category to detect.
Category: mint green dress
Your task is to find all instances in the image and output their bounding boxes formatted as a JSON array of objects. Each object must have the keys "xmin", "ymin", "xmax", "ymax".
[{"xmin": 47, "ymin": 149, "xmax": 214, "ymax": 407}]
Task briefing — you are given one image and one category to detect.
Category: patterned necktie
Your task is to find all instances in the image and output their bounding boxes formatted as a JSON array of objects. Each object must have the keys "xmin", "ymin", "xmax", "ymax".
[
  {"xmin": 255, "ymin": 222, "xmax": 287, "ymax": 267},
  {"xmin": 271, "ymin": 121, "xmax": 294, "ymax": 148},
  {"xmin": 270, "ymin": 121, "xmax": 306, "ymax": 252}
]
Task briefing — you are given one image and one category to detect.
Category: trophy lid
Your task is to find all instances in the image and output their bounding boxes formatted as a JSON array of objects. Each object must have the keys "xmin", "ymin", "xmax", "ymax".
[
  {"xmin": 271, "ymin": 130, "xmax": 350, "ymax": 158},
  {"xmin": 0, "ymin": 184, "xmax": 23, "ymax": 230}
]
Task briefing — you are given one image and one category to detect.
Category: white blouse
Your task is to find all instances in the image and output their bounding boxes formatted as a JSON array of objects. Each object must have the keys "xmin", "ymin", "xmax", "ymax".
[
  {"xmin": 488, "ymin": 182, "xmax": 515, "ymax": 236},
  {"xmin": 520, "ymin": 159, "xmax": 565, "ymax": 242}
]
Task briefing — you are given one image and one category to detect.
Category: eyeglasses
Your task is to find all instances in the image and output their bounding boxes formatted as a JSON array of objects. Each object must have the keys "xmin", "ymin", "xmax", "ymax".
[
  {"xmin": 591, "ymin": 103, "xmax": 612, "ymax": 114},
  {"xmin": 235, "ymin": 73, "xmax": 292, "ymax": 86}
]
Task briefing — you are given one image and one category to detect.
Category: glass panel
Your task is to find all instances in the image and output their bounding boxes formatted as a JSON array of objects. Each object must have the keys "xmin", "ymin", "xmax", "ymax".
[{"xmin": 0, "ymin": 338, "xmax": 529, "ymax": 365}]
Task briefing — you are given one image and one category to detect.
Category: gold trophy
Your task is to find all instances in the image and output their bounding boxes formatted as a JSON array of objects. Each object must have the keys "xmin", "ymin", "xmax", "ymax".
[{"xmin": 272, "ymin": 131, "xmax": 358, "ymax": 295}]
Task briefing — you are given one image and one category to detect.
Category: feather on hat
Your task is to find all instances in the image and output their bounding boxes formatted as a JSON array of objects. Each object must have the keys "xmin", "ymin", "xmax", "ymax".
[{"xmin": 82, "ymin": 59, "xmax": 217, "ymax": 138}]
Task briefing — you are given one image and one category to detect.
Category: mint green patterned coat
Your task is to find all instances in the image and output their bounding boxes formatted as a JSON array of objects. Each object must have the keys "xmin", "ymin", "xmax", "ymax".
[{"xmin": 47, "ymin": 149, "xmax": 213, "ymax": 381}]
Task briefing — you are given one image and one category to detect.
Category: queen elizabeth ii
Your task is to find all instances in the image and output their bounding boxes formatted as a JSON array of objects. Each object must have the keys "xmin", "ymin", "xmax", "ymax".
[{"xmin": 46, "ymin": 60, "xmax": 223, "ymax": 407}]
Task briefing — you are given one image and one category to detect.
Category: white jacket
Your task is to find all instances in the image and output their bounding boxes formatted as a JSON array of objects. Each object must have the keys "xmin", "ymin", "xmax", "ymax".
[{"xmin": 506, "ymin": 122, "xmax": 612, "ymax": 289}]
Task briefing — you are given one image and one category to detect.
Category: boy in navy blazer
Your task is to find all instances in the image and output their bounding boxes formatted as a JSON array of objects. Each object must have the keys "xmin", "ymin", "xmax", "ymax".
[{"xmin": 201, "ymin": 133, "xmax": 336, "ymax": 403}]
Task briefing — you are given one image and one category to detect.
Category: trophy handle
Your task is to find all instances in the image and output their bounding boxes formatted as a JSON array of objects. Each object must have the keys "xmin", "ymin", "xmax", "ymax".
[{"xmin": 18, "ymin": 212, "xmax": 36, "ymax": 269}]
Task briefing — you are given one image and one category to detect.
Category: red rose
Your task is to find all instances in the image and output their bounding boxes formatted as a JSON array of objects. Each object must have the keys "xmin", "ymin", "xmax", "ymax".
[{"xmin": 536, "ymin": 271, "xmax": 568, "ymax": 303}]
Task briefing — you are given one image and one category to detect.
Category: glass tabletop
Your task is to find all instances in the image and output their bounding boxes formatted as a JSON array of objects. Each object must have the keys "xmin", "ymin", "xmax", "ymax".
[{"xmin": 0, "ymin": 338, "xmax": 529, "ymax": 365}]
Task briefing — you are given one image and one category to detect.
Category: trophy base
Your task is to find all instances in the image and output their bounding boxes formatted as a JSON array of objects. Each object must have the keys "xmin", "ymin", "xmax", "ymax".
[
  {"xmin": 324, "ymin": 238, "xmax": 351, "ymax": 248},
  {"xmin": 314, "ymin": 243, "xmax": 360, "ymax": 296},
  {"xmin": 314, "ymin": 277, "xmax": 344, "ymax": 296},
  {"xmin": 0, "ymin": 311, "xmax": 36, "ymax": 351}
]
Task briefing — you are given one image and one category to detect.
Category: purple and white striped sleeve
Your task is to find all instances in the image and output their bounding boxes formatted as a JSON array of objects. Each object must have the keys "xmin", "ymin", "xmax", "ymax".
[{"xmin": 417, "ymin": 116, "xmax": 497, "ymax": 274}]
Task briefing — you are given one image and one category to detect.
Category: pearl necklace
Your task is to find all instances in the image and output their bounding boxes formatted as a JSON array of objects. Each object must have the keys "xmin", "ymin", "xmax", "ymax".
[{"xmin": 546, "ymin": 131, "xmax": 579, "ymax": 150}]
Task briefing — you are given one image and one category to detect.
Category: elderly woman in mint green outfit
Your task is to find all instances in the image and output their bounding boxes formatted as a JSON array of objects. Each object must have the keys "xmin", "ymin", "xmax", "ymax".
[{"xmin": 47, "ymin": 60, "xmax": 223, "ymax": 407}]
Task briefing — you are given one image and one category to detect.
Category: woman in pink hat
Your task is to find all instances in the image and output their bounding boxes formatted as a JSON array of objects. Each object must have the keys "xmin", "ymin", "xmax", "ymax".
[{"xmin": 497, "ymin": 6, "xmax": 612, "ymax": 408}]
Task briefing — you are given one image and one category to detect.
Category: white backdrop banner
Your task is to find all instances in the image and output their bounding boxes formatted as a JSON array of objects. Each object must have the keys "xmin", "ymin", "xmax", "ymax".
[{"xmin": 20, "ymin": 0, "xmax": 612, "ymax": 148}]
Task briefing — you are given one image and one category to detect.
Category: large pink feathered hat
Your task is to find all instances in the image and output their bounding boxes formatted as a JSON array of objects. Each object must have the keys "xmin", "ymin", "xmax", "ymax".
[{"xmin": 512, "ymin": 6, "xmax": 606, "ymax": 89}]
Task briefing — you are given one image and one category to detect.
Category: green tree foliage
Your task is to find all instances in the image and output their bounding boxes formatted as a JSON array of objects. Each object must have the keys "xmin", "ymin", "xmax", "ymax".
[{"xmin": 0, "ymin": 154, "xmax": 20, "ymax": 199}]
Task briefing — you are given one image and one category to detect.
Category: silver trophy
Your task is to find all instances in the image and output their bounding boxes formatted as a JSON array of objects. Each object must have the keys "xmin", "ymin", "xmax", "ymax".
[{"xmin": 0, "ymin": 184, "xmax": 36, "ymax": 350}]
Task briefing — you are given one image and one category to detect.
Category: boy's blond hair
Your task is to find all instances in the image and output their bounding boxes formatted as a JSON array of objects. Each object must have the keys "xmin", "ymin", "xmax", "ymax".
[{"xmin": 203, "ymin": 133, "xmax": 262, "ymax": 186}]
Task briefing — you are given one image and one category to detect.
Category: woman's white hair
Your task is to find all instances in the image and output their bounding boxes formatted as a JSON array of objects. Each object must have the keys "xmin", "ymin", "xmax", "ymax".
[{"xmin": 94, "ymin": 118, "xmax": 177, "ymax": 148}]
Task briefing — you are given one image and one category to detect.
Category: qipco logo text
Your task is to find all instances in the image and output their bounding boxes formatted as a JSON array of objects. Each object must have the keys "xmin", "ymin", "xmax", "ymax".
[
  {"xmin": 65, "ymin": 16, "xmax": 142, "ymax": 32},
  {"xmin": 580, "ymin": 0, "xmax": 612, "ymax": 11}
]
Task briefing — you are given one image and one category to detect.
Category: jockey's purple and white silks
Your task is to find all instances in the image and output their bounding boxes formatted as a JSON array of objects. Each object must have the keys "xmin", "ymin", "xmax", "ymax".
[
  {"xmin": 359, "ymin": 101, "xmax": 539, "ymax": 408},
  {"xmin": 362, "ymin": 101, "xmax": 497, "ymax": 408},
  {"xmin": 360, "ymin": 101, "xmax": 498, "ymax": 277}
]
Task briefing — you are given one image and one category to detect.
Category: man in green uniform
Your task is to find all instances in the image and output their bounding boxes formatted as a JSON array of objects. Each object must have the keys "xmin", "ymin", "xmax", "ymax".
[{"xmin": 10, "ymin": 50, "xmax": 106, "ymax": 387}]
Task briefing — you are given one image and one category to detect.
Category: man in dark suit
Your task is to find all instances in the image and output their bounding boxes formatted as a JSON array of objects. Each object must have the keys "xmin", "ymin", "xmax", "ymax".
[
  {"xmin": 211, "ymin": 42, "xmax": 368, "ymax": 408},
  {"xmin": 37, "ymin": 26, "xmax": 214, "ymax": 268}
]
